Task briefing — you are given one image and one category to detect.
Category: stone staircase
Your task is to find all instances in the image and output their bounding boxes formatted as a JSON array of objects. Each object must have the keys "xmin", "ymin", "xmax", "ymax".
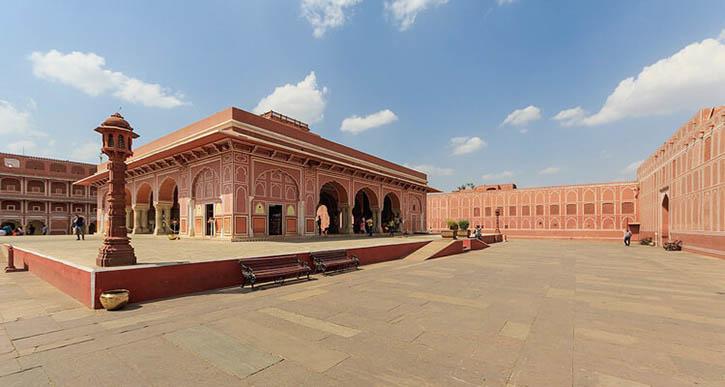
[{"xmin": 404, "ymin": 239, "xmax": 454, "ymax": 261}]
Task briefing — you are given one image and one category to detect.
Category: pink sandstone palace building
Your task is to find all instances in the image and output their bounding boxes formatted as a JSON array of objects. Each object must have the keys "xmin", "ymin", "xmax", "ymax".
[
  {"xmin": 0, "ymin": 153, "xmax": 97, "ymax": 234},
  {"xmin": 428, "ymin": 106, "xmax": 724, "ymax": 259},
  {"xmin": 78, "ymin": 108, "xmax": 434, "ymax": 240}
]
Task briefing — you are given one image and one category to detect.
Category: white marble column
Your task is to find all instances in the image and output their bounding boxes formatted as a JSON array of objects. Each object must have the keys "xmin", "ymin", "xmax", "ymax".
[
  {"xmin": 344, "ymin": 205, "xmax": 353, "ymax": 234},
  {"xmin": 125, "ymin": 207, "xmax": 132, "ymax": 232},
  {"xmin": 298, "ymin": 200, "xmax": 305, "ymax": 236},
  {"xmin": 153, "ymin": 203, "xmax": 164, "ymax": 235},
  {"xmin": 373, "ymin": 207, "xmax": 382, "ymax": 234},
  {"xmin": 132, "ymin": 204, "xmax": 148, "ymax": 234},
  {"xmin": 188, "ymin": 203, "xmax": 194, "ymax": 237}
]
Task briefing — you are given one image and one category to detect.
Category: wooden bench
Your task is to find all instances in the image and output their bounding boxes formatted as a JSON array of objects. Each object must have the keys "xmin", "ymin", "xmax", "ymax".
[
  {"xmin": 240, "ymin": 255, "xmax": 311, "ymax": 289},
  {"xmin": 311, "ymin": 250, "xmax": 359, "ymax": 274}
]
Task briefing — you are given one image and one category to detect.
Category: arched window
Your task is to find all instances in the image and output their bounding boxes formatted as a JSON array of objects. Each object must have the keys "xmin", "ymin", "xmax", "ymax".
[{"xmin": 108, "ymin": 134, "xmax": 114, "ymax": 147}]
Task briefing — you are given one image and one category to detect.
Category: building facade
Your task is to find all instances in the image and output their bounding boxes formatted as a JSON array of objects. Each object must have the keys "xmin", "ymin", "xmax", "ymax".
[
  {"xmin": 0, "ymin": 153, "xmax": 97, "ymax": 235},
  {"xmin": 79, "ymin": 108, "xmax": 434, "ymax": 239},
  {"xmin": 637, "ymin": 107, "xmax": 724, "ymax": 258},
  {"xmin": 428, "ymin": 182, "xmax": 639, "ymax": 240}
]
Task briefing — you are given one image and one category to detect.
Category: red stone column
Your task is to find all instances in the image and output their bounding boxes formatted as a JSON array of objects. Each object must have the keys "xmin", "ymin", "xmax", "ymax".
[{"xmin": 95, "ymin": 113, "xmax": 138, "ymax": 267}]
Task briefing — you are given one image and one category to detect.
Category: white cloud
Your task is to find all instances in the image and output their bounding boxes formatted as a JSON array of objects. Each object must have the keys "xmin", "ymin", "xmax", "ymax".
[
  {"xmin": 538, "ymin": 166, "xmax": 560, "ymax": 175},
  {"xmin": 0, "ymin": 100, "xmax": 32, "ymax": 135},
  {"xmin": 719, "ymin": 29, "xmax": 725, "ymax": 42},
  {"xmin": 29, "ymin": 50, "xmax": 186, "ymax": 108},
  {"xmin": 552, "ymin": 106, "xmax": 588, "ymax": 127},
  {"xmin": 404, "ymin": 163, "xmax": 454, "ymax": 176},
  {"xmin": 4, "ymin": 140, "xmax": 40, "ymax": 155},
  {"xmin": 555, "ymin": 35, "xmax": 725, "ymax": 126},
  {"xmin": 450, "ymin": 136, "xmax": 486, "ymax": 156},
  {"xmin": 481, "ymin": 170, "xmax": 513, "ymax": 180},
  {"xmin": 340, "ymin": 109, "xmax": 398, "ymax": 134},
  {"xmin": 253, "ymin": 71, "xmax": 328, "ymax": 124},
  {"xmin": 71, "ymin": 142, "xmax": 102, "ymax": 163},
  {"xmin": 301, "ymin": 0, "xmax": 362, "ymax": 38},
  {"xmin": 622, "ymin": 160, "xmax": 643, "ymax": 175},
  {"xmin": 385, "ymin": 0, "xmax": 448, "ymax": 31},
  {"xmin": 502, "ymin": 105, "xmax": 541, "ymax": 126}
]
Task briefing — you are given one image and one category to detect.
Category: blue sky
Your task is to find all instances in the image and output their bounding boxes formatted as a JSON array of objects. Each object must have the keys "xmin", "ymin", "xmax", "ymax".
[{"xmin": 1, "ymin": 0, "xmax": 724, "ymax": 191}]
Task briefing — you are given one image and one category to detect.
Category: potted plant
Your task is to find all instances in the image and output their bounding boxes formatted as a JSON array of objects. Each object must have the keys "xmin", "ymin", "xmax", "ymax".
[
  {"xmin": 445, "ymin": 220, "xmax": 459, "ymax": 239},
  {"xmin": 458, "ymin": 219, "xmax": 470, "ymax": 238}
]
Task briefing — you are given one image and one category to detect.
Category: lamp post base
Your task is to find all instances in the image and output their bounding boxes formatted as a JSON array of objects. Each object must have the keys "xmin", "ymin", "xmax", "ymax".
[{"xmin": 96, "ymin": 237, "xmax": 137, "ymax": 267}]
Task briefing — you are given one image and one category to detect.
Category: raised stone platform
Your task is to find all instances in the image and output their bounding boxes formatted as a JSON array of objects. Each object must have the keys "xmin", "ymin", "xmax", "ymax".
[{"xmin": 1, "ymin": 234, "xmax": 440, "ymax": 308}]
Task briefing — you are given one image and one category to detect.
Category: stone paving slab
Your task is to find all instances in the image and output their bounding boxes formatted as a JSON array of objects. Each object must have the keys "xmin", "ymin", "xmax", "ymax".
[
  {"xmin": 1, "ymin": 239, "xmax": 725, "ymax": 386},
  {"xmin": 164, "ymin": 325, "xmax": 283, "ymax": 379}
]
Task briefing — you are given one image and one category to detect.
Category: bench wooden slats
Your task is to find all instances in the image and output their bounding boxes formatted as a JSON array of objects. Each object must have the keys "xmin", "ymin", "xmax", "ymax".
[
  {"xmin": 240, "ymin": 254, "xmax": 311, "ymax": 289},
  {"xmin": 311, "ymin": 250, "xmax": 359, "ymax": 274}
]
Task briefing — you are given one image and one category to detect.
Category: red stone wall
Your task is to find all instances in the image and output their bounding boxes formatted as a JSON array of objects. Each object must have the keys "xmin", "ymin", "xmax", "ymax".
[
  {"xmin": 1, "ymin": 153, "xmax": 97, "ymax": 235},
  {"xmin": 428, "ymin": 182, "xmax": 639, "ymax": 240},
  {"xmin": 637, "ymin": 106, "xmax": 724, "ymax": 258}
]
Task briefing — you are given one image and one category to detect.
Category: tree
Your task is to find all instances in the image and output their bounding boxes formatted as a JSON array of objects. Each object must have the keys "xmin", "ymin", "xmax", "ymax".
[{"xmin": 456, "ymin": 182, "xmax": 475, "ymax": 191}]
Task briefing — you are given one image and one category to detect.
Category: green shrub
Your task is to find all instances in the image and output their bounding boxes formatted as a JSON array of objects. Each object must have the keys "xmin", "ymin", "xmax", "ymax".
[
  {"xmin": 446, "ymin": 220, "xmax": 459, "ymax": 230},
  {"xmin": 458, "ymin": 219, "xmax": 470, "ymax": 230}
]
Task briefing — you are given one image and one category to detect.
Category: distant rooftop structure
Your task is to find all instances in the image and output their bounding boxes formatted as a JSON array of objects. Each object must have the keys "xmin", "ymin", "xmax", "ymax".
[
  {"xmin": 474, "ymin": 183, "xmax": 517, "ymax": 192},
  {"xmin": 260, "ymin": 111, "xmax": 310, "ymax": 132}
]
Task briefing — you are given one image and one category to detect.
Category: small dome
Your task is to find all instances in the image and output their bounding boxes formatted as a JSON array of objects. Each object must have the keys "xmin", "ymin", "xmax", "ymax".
[{"xmin": 100, "ymin": 113, "xmax": 133, "ymax": 130}]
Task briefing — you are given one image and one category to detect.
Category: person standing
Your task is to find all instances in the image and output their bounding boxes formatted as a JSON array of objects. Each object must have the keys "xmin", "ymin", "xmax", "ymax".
[
  {"xmin": 623, "ymin": 228, "xmax": 632, "ymax": 246},
  {"xmin": 74, "ymin": 215, "xmax": 85, "ymax": 240}
]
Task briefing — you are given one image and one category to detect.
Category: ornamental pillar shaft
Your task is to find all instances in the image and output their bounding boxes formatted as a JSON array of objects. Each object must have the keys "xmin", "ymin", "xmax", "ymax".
[{"xmin": 95, "ymin": 112, "xmax": 138, "ymax": 267}]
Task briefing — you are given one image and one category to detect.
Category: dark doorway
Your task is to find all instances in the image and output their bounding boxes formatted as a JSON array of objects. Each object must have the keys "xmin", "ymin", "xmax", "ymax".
[
  {"xmin": 319, "ymin": 191, "xmax": 340, "ymax": 234},
  {"xmin": 353, "ymin": 190, "xmax": 373, "ymax": 233},
  {"xmin": 170, "ymin": 187, "xmax": 180, "ymax": 224},
  {"xmin": 269, "ymin": 205, "xmax": 283, "ymax": 235},
  {"xmin": 661, "ymin": 194, "xmax": 669, "ymax": 243},
  {"xmin": 382, "ymin": 193, "xmax": 400, "ymax": 226},
  {"xmin": 148, "ymin": 192, "xmax": 156, "ymax": 233},
  {"xmin": 205, "ymin": 203, "xmax": 214, "ymax": 236}
]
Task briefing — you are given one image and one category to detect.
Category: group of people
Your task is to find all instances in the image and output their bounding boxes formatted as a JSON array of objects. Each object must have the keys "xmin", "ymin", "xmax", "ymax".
[
  {"xmin": 383, "ymin": 215, "xmax": 404, "ymax": 237},
  {"xmin": 356, "ymin": 217, "xmax": 375, "ymax": 237},
  {"xmin": 0, "ymin": 223, "xmax": 48, "ymax": 236},
  {"xmin": 314, "ymin": 214, "xmax": 405, "ymax": 237}
]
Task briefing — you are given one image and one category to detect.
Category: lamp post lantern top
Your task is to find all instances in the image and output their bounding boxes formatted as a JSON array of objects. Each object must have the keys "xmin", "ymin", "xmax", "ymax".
[{"xmin": 95, "ymin": 112, "xmax": 139, "ymax": 158}]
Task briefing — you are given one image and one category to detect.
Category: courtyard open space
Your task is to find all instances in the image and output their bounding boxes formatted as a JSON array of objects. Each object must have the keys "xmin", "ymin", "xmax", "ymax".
[{"xmin": 1, "ymin": 239, "xmax": 724, "ymax": 386}]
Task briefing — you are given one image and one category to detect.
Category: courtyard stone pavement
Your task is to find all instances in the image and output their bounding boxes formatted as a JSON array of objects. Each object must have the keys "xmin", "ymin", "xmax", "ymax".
[{"xmin": 1, "ymin": 239, "xmax": 725, "ymax": 386}]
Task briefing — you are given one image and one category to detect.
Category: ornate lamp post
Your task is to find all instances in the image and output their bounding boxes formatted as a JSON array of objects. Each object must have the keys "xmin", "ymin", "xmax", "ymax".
[{"xmin": 95, "ymin": 113, "xmax": 138, "ymax": 267}]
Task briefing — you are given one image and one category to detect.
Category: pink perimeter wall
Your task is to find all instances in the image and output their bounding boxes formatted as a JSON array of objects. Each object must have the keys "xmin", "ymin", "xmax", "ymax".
[
  {"xmin": 427, "ymin": 106, "xmax": 724, "ymax": 258},
  {"xmin": 428, "ymin": 182, "xmax": 639, "ymax": 241},
  {"xmin": 637, "ymin": 107, "xmax": 724, "ymax": 258}
]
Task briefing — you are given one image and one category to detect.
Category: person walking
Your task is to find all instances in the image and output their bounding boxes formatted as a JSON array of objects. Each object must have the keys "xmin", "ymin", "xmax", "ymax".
[
  {"xmin": 74, "ymin": 215, "xmax": 86, "ymax": 240},
  {"xmin": 623, "ymin": 228, "xmax": 632, "ymax": 246},
  {"xmin": 366, "ymin": 218, "xmax": 374, "ymax": 237}
]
